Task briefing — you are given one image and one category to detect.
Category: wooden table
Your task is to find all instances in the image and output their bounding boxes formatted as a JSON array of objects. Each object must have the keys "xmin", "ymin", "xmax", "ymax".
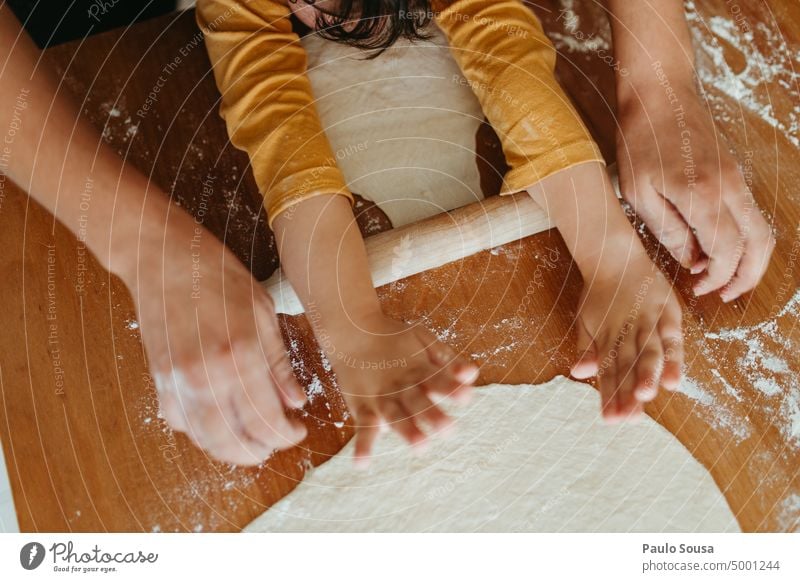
[{"xmin": 0, "ymin": 1, "xmax": 797, "ymax": 532}]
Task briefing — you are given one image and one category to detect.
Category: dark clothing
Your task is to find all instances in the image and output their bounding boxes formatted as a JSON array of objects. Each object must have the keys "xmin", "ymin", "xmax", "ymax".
[{"xmin": 7, "ymin": 0, "xmax": 176, "ymax": 47}]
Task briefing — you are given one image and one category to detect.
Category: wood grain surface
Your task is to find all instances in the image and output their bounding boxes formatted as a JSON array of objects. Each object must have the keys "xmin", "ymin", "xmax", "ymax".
[{"xmin": 0, "ymin": 1, "xmax": 797, "ymax": 532}]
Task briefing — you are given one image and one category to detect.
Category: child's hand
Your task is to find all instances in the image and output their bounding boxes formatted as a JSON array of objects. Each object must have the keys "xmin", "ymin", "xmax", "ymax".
[
  {"xmin": 327, "ymin": 314, "xmax": 478, "ymax": 467},
  {"xmin": 570, "ymin": 250, "xmax": 683, "ymax": 423}
]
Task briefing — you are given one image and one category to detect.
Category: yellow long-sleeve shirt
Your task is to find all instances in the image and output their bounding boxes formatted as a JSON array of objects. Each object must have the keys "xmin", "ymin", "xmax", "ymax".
[{"xmin": 197, "ymin": 0, "xmax": 604, "ymax": 226}]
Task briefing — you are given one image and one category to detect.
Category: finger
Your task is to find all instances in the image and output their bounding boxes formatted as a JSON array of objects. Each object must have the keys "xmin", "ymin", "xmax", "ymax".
[
  {"xmin": 690, "ymin": 256, "xmax": 709, "ymax": 275},
  {"xmin": 234, "ymin": 389, "xmax": 306, "ymax": 456},
  {"xmin": 353, "ymin": 407, "xmax": 381, "ymax": 469},
  {"xmin": 400, "ymin": 387, "xmax": 454, "ymax": 435},
  {"xmin": 422, "ymin": 330, "xmax": 479, "ymax": 383},
  {"xmin": 720, "ymin": 217, "xmax": 775, "ymax": 302},
  {"xmin": 636, "ymin": 183, "xmax": 703, "ymax": 268},
  {"xmin": 685, "ymin": 202, "xmax": 742, "ymax": 295},
  {"xmin": 194, "ymin": 396, "xmax": 282, "ymax": 466},
  {"xmin": 420, "ymin": 330, "xmax": 477, "ymax": 402},
  {"xmin": 571, "ymin": 319, "xmax": 598, "ymax": 379},
  {"xmin": 255, "ymin": 302, "xmax": 307, "ymax": 409},
  {"xmin": 207, "ymin": 438, "xmax": 269, "ymax": 466},
  {"xmin": 420, "ymin": 361, "xmax": 474, "ymax": 405},
  {"xmin": 623, "ymin": 401, "xmax": 645, "ymax": 424},
  {"xmin": 239, "ymin": 396, "xmax": 307, "ymax": 451},
  {"xmin": 659, "ymin": 312, "xmax": 684, "ymax": 391},
  {"xmin": 634, "ymin": 323, "xmax": 665, "ymax": 402},
  {"xmin": 615, "ymin": 328, "xmax": 642, "ymax": 420},
  {"xmin": 596, "ymin": 342, "xmax": 621, "ymax": 424},
  {"xmin": 379, "ymin": 399, "xmax": 427, "ymax": 450},
  {"xmin": 236, "ymin": 345, "xmax": 308, "ymax": 449},
  {"xmin": 191, "ymin": 400, "xmax": 258, "ymax": 464}
]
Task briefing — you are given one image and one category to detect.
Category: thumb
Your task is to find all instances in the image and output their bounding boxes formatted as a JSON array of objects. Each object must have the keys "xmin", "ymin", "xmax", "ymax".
[
  {"xmin": 651, "ymin": 185, "xmax": 703, "ymax": 269},
  {"xmin": 628, "ymin": 179, "xmax": 702, "ymax": 270},
  {"xmin": 571, "ymin": 319, "xmax": 598, "ymax": 379}
]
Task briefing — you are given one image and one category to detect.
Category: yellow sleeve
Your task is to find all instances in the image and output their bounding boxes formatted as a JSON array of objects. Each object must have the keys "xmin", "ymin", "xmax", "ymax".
[
  {"xmin": 196, "ymin": 0, "xmax": 352, "ymax": 226},
  {"xmin": 434, "ymin": 0, "xmax": 605, "ymax": 194}
]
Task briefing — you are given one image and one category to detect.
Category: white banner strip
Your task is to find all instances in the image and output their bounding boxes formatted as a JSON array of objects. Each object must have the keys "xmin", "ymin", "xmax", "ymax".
[{"xmin": 1, "ymin": 533, "xmax": 797, "ymax": 580}]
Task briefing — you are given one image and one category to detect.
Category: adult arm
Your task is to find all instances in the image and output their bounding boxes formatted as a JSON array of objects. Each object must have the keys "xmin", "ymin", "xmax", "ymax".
[
  {"xmin": 0, "ymin": 4, "xmax": 307, "ymax": 465},
  {"xmin": 607, "ymin": 0, "xmax": 774, "ymax": 301}
]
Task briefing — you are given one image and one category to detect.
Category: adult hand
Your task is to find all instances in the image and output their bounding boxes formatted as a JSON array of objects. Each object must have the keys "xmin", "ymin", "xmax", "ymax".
[
  {"xmin": 616, "ymin": 82, "xmax": 775, "ymax": 302},
  {"xmin": 118, "ymin": 209, "xmax": 308, "ymax": 465}
]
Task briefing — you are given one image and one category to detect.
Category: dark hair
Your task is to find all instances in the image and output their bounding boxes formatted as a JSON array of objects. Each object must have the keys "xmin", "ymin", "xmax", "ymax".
[{"xmin": 302, "ymin": 1, "xmax": 434, "ymax": 55}]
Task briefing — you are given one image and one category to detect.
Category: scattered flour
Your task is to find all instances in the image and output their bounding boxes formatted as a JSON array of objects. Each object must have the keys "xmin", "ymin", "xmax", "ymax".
[
  {"xmin": 98, "ymin": 101, "xmax": 141, "ymax": 145},
  {"xmin": 548, "ymin": 0, "xmax": 612, "ymax": 54},
  {"xmin": 319, "ymin": 350, "xmax": 333, "ymax": 372},
  {"xmin": 678, "ymin": 376, "xmax": 751, "ymax": 440},
  {"xmin": 699, "ymin": 290, "xmax": 800, "ymax": 445},
  {"xmin": 679, "ymin": 376, "xmax": 715, "ymax": 407},
  {"xmin": 306, "ymin": 374, "xmax": 325, "ymax": 402},
  {"xmin": 686, "ymin": 2, "xmax": 800, "ymax": 148},
  {"xmin": 781, "ymin": 386, "xmax": 800, "ymax": 444},
  {"xmin": 775, "ymin": 494, "xmax": 800, "ymax": 532}
]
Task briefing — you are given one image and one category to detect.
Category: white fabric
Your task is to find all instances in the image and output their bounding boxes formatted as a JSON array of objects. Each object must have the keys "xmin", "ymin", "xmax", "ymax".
[{"xmin": 302, "ymin": 25, "xmax": 486, "ymax": 227}]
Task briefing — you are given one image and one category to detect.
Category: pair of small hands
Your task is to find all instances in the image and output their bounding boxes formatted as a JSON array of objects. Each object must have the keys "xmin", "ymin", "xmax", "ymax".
[{"xmin": 307, "ymin": 85, "xmax": 775, "ymax": 456}]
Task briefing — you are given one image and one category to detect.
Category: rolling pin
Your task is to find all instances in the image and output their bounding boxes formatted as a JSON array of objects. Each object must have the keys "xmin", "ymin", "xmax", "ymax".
[{"xmin": 262, "ymin": 193, "xmax": 553, "ymax": 315}]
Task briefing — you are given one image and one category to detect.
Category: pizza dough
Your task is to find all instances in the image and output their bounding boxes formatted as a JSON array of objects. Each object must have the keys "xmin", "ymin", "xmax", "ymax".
[
  {"xmin": 302, "ymin": 25, "xmax": 486, "ymax": 227},
  {"xmin": 245, "ymin": 376, "xmax": 740, "ymax": 532}
]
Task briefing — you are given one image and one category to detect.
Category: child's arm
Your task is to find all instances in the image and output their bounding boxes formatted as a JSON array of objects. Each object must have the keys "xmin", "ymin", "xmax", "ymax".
[
  {"xmin": 197, "ymin": 0, "xmax": 353, "ymax": 222},
  {"xmin": 198, "ymin": 0, "xmax": 477, "ymax": 463},
  {"xmin": 273, "ymin": 196, "xmax": 476, "ymax": 464},
  {"xmin": 606, "ymin": 0, "xmax": 774, "ymax": 301},
  {"xmin": 529, "ymin": 162, "xmax": 683, "ymax": 422},
  {"xmin": 433, "ymin": 0, "xmax": 605, "ymax": 195},
  {"xmin": 434, "ymin": 0, "xmax": 683, "ymax": 419}
]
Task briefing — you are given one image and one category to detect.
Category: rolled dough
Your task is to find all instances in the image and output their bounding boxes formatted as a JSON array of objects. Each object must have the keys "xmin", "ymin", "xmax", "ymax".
[
  {"xmin": 245, "ymin": 376, "xmax": 740, "ymax": 532},
  {"xmin": 302, "ymin": 25, "xmax": 486, "ymax": 227}
]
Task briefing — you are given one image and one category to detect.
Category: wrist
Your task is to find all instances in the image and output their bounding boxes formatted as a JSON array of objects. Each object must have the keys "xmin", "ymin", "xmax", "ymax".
[
  {"xmin": 103, "ymin": 192, "xmax": 184, "ymax": 282},
  {"xmin": 308, "ymin": 295, "xmax": 385, "ymax": 337},
  {"xmin": 573, "ymin": 227, "xmax": 650, "ymax": 282},
  {"xmin": 311, "ymin": 306, "xmax": 390, "ymax": 355},
  {"xmin": 528, "ymin": 162, "xmax": 646, "ymax": 280},
  {"xmin": 616, "ymin": 63, "xmax": 697, "ymax": 114}
]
